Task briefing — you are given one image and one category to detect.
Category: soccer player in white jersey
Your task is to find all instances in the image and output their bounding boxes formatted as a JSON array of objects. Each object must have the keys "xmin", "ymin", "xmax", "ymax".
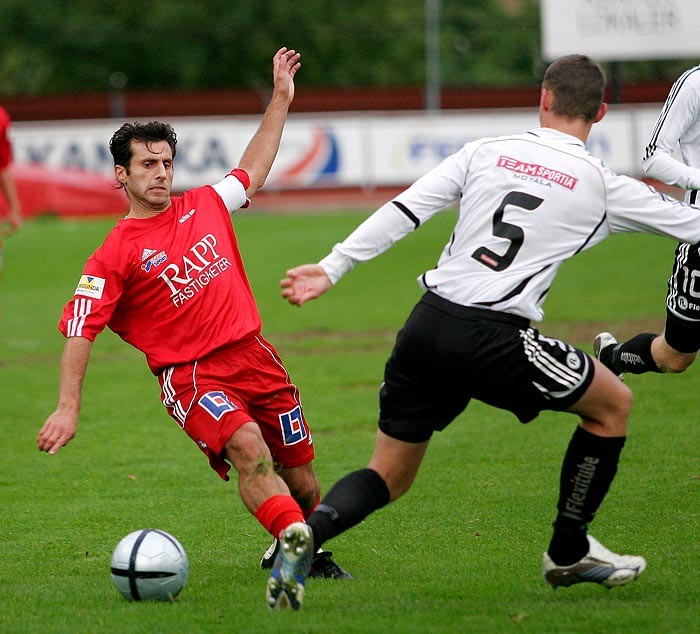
[
  {"xmin": 265, "ymin": 54, "xmax": 700, "ymax": 610},
  {"xmin": 36, "ymin": 48, "xmax": 350, "ymax": 584},
  {"xmin": 595, "ymin": 64, "xmax": 700, "ymax": 376}
]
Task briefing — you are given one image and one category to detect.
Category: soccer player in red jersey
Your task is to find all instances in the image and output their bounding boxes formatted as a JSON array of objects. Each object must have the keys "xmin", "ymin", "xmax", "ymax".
[
  {"xmin": 0, "ymin": 104, "xmax": 23, "ymax": 285},
  {"xmin": 37, "ymin": 48, "xmax": 349, "ymax": 581}
]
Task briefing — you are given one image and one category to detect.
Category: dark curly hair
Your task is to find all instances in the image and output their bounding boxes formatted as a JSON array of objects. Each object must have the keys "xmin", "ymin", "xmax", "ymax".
[{"xmin": 109, "ymin": 121, "xmax": 178, "ymax": 180}]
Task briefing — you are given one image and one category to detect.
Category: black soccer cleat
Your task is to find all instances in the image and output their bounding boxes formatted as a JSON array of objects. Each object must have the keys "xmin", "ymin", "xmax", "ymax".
[
  {"xmin": 309, "ymin": 549, "xmax": 353, "ymax": 580},
  {"xmin": 260, "ymin": 539, "xmax": 279, "ymax": 569}
]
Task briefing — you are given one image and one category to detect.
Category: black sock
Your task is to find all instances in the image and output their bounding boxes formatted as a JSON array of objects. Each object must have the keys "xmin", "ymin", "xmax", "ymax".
[
  {"xmin": 307, "ymin": 468, "xmax": 390, "ymax": 550},
  {"xmin": 605, "ymin": 333, "xmax": 660, "ymax": 374},
  {"xmin": 548, "ymin": 426, "xmax": 626, "ymax": 566}
]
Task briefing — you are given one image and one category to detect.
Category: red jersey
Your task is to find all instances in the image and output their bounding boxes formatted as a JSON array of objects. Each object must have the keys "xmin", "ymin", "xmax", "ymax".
[
  {"xmin": 0, "ymin": 105, "xmax": 12, "ymax": 170},
  {"xmin": 59, "ymin": 176, "xmax": 261, "ymax": 373}
]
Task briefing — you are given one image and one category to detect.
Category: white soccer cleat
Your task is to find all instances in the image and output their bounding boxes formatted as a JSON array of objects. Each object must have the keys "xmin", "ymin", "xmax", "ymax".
[
  {"xmin": 593, "ymin": 331, "xmax": 623, "ymax": 380},
  {"xmin": 265, "ymin": 522, "xmax": 314, "ymax": 610},
  {"xmin": 542, "ymin": 535, "xmax": 646, "ymax": 589},
  {"xmin": 260, "ymin": 537, "xmax": 352, "ymax": 579}
]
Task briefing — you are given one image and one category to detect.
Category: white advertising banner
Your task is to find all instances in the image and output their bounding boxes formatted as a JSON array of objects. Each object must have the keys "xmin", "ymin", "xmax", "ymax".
[
  {"xmin": 364, "ymin": 111, "xmax": 538, "ymax": 183},
  {"xmin": 541, "ymin": 0, "xmax": 700, "ymax": 61},
  {"xmin": 11, "ymin": 106, "xmax": 666, "ymax": 192}
]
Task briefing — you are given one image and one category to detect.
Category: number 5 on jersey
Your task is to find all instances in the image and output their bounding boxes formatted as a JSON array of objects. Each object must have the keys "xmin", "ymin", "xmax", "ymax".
[{"xmin": 472, "ymin": 191, "xmax": 543, "ymax": 271}]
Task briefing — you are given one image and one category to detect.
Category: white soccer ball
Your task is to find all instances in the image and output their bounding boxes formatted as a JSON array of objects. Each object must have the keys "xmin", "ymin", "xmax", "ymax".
[{"xmin": 110, "ymin": 529, "xmax": 189, "ymax": 601}]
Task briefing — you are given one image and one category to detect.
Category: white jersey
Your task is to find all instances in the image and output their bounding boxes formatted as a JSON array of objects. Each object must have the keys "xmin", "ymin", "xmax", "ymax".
[
  {"xmin": 643, "ymin": 65, "xmax": 700, "ymax": 200},
  {"xmin": 319, "ymin": 127, "xmax": 700, "ymax": 322}
]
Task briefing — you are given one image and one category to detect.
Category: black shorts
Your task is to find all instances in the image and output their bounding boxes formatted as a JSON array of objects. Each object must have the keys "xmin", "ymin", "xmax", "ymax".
[
  {"xmin": 665, "ymin": 239, "xmax": 700, "ymax": 353},
  {"xmin": 378, "ymin": 292, "xmax": 595, "ymax": 443}
]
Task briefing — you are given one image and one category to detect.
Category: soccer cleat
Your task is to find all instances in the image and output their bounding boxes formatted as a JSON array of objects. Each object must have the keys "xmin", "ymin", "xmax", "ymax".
[
  {"xmin": 593, "ymin": 331, "xmax": 623, "ymax": 380},
  {"xmin": 261, "ymin": 539, "xmax": 352, "ymax": 579},
  {"xmin": 266, "ymin": 522, "xmax": 314, "ymax": 610},
  {"xmin": 542, "ymin": 535, "xmax": 646, "ymax": 589},
  {"xmin": 260, "ymin": 538, "xmax": 279, "ymax": 569},
  {"xmin": 308, "ymin": 549, "xmax": 353, "ymax": 580}
]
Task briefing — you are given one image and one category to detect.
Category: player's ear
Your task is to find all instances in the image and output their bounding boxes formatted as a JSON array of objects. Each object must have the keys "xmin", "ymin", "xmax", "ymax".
[
  {"xmin": 115, "ymin": 165, "xmax": 127, "ymax": 185},
  {"xmin": 593, "ymin": 102, "xmax": 608, "ymax": 124},
  {"xmin": 540, "ymin": 88, "xmax": 554, "ymax": 112}
]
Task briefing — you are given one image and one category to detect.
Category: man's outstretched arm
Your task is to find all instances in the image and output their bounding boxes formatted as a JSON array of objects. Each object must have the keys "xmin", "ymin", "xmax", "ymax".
[
  {"xmin": 238, "ymin": 47, "xmax": 301, "ymax": 197},
  {"xmin": 37, "ymin": 336, "xmax": 93, "ymax": 455}
]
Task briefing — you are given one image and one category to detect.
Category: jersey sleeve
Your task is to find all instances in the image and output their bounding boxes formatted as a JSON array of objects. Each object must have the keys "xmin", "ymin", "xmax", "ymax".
[
  {"xmin": 318, "ymin": 202, "xmax": 417, "ymax": 283},
  {"xmin": 604, "ymin": 166, "xmax": 700, "ymax": 243},
  {"xmin": 642, "ymin": 70, "xmax": 700, "ymax": 190},
  {"xmin": 318, "ymin": 146, "xmax": 470, "ymax": 284},
  {"xmin": 58, "ymin": 244, "xmax": 126, "ymax": 341}
]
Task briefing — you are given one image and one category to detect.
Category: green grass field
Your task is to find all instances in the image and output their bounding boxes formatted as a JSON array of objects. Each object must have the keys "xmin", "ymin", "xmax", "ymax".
[{"xmin": 1, "ymin": 210, "xmax": 698, "ymax": 633}]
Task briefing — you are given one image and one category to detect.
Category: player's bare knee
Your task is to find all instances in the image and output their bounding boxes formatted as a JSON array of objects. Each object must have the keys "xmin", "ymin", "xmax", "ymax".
[
  {"xmin": 600, "ymin": 383, "xmax": 632, "ymax": 435},
  {"xmin": 612, "ymin": 381, "xmax": 632, "ymax": 418},
  {"xmin": 617, "ymin": 381, "xmax": 633, "ymax": 415},
  {"xmin": 582, "ymin": 380, "xmax": 632, "ymax": 436},
  {"xmin": 224, "ymin": 423, "xmax": 274, "ymax": 478}
]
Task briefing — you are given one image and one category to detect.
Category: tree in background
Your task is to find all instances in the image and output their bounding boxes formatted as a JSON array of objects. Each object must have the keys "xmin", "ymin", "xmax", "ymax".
[{"xmin": 0, "ymin": 0, "xmax": 695, "ymax": 97}]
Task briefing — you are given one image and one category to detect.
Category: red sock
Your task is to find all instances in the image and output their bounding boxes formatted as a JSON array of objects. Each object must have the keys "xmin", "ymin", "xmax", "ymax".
[
  {"xmin": 302, "ymin": 495, "xmax": 321, "ymax": 521},
  {"xmin": 255, "ymin": 494, "xmax": 304, "ymax": 538}
]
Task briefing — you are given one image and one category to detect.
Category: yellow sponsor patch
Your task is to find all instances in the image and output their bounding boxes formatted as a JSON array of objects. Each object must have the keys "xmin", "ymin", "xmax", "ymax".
[{"xmin": 75, "ymin": 275, "xmax": 105, "ymax": 299}]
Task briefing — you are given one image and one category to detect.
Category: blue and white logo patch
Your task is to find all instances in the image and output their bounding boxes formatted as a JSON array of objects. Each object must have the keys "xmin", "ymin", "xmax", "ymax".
[
  {"xmin": 198, "ymin": 391, "xmax": 237, "ymax": 421},
  {"xmin": 141, "ymin": 250, "xmax": 168, "ymax": 272},
  {"xmin": 279, "ymin": 405, "xmax": 309, "ymax": 446}
]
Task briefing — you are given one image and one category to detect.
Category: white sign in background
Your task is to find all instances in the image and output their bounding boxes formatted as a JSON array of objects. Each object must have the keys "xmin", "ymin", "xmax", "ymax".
[
  {"xmin": 540, "ymin": 0, "xmax": 700, "ymax": 61},
  {"xmin": 10, "ymin": 105, "xmax": 668, "ymax": 192}
]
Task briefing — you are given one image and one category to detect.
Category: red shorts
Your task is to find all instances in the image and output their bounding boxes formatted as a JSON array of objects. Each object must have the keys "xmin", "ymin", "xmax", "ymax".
[{"xmin": 158, "ymin": 334, "xmax": 314, "ymax": 480}]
